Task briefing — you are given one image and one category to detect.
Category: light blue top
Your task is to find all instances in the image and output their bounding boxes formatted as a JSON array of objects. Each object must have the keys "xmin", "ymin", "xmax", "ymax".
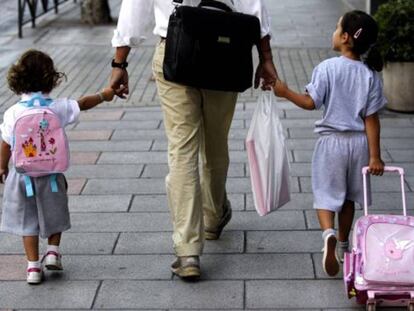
[{"xmin": 305, "ymin": 56, "xmax": 387, "ymax": 134}]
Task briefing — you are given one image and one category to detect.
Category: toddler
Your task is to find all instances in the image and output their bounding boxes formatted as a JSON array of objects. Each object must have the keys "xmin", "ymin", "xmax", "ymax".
[
  {"xmin": 0, "ymin": 49, "xmax": 115, "ymax": 284},
  {"xmin": 273, "ymin": 11, "xmax": 386, "ymax": 276}
]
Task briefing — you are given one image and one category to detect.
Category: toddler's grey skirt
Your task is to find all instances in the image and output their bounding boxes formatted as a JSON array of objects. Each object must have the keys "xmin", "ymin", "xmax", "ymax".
[
  {"xmin": 0, "ymin": 169, "xmax": 70, "ymax": 239},
  {"xmin": 312, "ymin": 132, "xmax": 371, "ymax": 212}
]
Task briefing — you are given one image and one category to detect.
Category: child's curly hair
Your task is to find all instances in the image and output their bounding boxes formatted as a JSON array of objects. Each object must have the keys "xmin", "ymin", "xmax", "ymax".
[{"xmin": 7, "ymin": 49, "xmax": 65, "ymax": 95}]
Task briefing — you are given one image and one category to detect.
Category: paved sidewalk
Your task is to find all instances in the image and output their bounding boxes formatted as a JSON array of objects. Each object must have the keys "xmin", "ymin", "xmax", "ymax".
[{"xmin": 0, "ymin": 0, "xmax": 413, "ymax": 310}]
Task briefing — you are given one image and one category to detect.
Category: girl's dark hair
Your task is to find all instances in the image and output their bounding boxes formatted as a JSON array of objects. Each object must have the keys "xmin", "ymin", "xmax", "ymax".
[
  {"xmin": 7, "ymin": 49, "xmax": 65, "ymax": 95},
  {"xmin": 341, "ymin": 10, "xmax": 384, "ymax": 71}
]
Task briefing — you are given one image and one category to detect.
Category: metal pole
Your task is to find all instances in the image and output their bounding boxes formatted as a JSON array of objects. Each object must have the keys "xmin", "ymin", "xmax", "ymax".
[{"xmin": 18, "ymin": 0, "xmax": 23, "ymax": 38}]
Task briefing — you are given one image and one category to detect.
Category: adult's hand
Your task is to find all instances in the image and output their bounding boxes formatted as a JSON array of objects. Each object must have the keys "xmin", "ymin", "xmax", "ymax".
[
  {"xmin": 254, "ymin": 59, "xmax": 278, "ymax": 91},
  {"xmin": 110, "ymin": 68, "xmax": 129, "ymax": 99},
  {"xmin": 110, "ymin": 46, "xmax": 131, "ymax": 99}
]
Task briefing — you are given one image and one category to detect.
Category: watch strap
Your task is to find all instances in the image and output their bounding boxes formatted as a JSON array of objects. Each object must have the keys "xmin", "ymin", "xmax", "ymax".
[{"xmin": 111, "ymin": 59, "xmax": 128, "ymax": 69}]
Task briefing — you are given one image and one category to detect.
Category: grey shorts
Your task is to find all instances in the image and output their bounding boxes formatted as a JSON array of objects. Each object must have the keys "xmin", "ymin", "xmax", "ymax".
[
  {"xmin": 312, "ymin": 132, "xmax": 371, "ymax": 212},
  {"xmin": 0, "ymin": 169, "xmax": 70, "ymax": 239}
]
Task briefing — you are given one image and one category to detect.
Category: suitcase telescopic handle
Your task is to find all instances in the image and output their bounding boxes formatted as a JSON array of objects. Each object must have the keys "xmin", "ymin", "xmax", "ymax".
[{"xmin": 362, "ymin": 166, "xmax": 407, "ymax": 216}]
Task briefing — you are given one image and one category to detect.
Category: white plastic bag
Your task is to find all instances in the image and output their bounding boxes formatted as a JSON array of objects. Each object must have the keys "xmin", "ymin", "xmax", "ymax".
[{"xmin": 246, "ymin": 92, "xmax": 291, "ymax": 216}]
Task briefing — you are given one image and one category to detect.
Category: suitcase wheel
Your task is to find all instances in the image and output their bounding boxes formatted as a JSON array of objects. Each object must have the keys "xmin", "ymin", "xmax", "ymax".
[{"xmin": 366, "ymin": 302, "xmax": 376, "ymax": 311}]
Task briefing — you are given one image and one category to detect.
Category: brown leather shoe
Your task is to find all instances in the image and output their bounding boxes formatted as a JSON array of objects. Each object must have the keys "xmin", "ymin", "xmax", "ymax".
[
  {"xmin": 205, "ymin": 205, "xmax": 232, "ymax": 240},
  {"xmin": 171, "ymin": 256, "xmax": 201, "ymax": 281}
]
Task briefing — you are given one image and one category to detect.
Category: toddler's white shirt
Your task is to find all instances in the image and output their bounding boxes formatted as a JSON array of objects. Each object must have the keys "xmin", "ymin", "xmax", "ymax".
[{"xmin": 0, "ymin": 94, "xmax": 80, "ymax": 145}]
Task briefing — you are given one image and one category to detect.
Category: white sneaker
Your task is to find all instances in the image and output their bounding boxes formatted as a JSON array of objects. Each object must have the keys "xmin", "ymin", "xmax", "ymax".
[
  {"xmin": 42, "ymin": 251, "xmax": 63, "ymax": 271},
  {"xmin": 336, "ymin": 240, "xmax": 350, "ymax": 263},
  {"xmin": 322, "ymin": 233, "xmax": 340, "ymax": 277},
  {"xmin": 26, "ymin": 267, "xmax": 43, "ymax": 284}
]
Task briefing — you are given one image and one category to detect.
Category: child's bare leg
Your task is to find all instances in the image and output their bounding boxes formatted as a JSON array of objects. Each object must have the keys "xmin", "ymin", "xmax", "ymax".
[
  {"xmin": 23, "ymin": 236, "xmax": 42, "ymax": 284},
  {"xmin": 338, "ymin": 200, "xmax": 354, "ymax": 242},
  {"xmin": 335, "ymin": 200, "xmax": 354, "ymax": 262},
  {"xmin": 23, "ymin": 236, "xmax": 39, "ymax": 261},
  {"xmin": 317, "ymin": 209, "xmax": 339, "ymax": 276},
  {"xmin": 48, "ymin": 233, "xmax": 61, "ymax": 246},
  {"xmin": 317, "ymin": 209, "xmax": 335, "ymax": 230}
]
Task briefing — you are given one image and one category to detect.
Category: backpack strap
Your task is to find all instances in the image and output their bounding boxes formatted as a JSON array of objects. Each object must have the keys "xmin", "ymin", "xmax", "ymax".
[
  {"xmin": 23, "ymin": 174, "xmax": 59, "ymax": 197},
  {"xmin": 19, "ymin": 93, "xmax": 53, "ymax": 108},
  {"xmin": 50, "ymin": 174, "xmax": 58, "ymax": 193},
  {"xmin": 23, "ymin": 175, "xmax": 34, "ymax": 197}
]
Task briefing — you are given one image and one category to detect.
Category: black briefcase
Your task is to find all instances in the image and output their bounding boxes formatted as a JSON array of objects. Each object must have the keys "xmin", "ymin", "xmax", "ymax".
[{"xmin": 163, "ymin": 0, "xmax": 261, "ymax": 92}]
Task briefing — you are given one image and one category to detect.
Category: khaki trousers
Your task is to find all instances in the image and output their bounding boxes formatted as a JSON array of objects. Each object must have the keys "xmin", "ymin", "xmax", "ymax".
[{"xmin": 152, "ymin": 40, "xmax": 238, "ymax": 256}]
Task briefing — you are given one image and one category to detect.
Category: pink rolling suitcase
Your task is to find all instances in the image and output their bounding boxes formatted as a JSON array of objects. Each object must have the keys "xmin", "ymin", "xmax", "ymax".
[{"xmin": 344, "ymin": 166, "xmax": 414, "ymax": 311}]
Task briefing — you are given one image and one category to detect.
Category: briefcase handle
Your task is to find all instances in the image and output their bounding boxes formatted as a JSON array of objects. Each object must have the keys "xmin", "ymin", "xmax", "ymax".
[{"xmin": 198, "ymin": 0, "xmax": 233, "ymax": 12}]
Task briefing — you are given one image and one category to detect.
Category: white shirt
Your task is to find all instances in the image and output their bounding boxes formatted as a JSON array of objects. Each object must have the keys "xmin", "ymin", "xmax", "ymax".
[
  {"xmin": 0, "ymin": 94, "xmax": 80, "ymax": 145},
  {"xmin": 112, "ymin": 0, "xmax": 271, "ymax": 47}
]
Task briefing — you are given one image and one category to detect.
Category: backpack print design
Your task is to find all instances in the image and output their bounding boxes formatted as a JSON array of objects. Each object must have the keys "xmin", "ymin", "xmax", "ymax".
[{"xmin": 12, "ymin": 95, "xmax": 69, "ymax": 178}]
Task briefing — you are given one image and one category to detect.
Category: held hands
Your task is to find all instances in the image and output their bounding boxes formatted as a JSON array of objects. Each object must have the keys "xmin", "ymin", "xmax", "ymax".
[
  {"xmin": 101, "ymin": 87, "xmax": 116, "ymax": 102},
  {"xmin": 0, "ymin": 167, "xmax": 8, "ymax": 183},
  {"xmin": 272, "ymin": 79, "xmax": 289, "ymax": 98},
  {"xmin": 110, "ymin": 68, "xmax": 129, "ymax": 99},
  {"xmin": 254, "ymin": 59, "xmax": 278, "ymax": 91},
  {"xmin": 368, "ymin": 157, "xmax": 385, "ymax": 176}
]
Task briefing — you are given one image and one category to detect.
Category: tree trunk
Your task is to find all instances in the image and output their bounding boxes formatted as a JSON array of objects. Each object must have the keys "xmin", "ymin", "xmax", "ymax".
[{"xmin": 81, "ymin": 0, "xmax": 112, "ymax": 25}]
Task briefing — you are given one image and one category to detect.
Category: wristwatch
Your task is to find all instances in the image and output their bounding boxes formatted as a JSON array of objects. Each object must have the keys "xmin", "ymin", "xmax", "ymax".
[{"xmin": 111, "ymin": 59, "xmax": 128, "ymax": 69}]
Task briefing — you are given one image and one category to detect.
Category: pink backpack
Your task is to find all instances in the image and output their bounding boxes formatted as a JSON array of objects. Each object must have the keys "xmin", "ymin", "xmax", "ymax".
[
  {"xmin": 12, "ymin": 94, "xmax": 69, "ymax": 196},
  {"xmin": 344, "ymin": 166, "xmax": 414, "ymax": 310}
]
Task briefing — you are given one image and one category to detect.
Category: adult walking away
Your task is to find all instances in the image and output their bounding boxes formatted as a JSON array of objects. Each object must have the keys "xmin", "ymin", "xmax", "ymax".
[{"xmin": 110, "ymin": 0, "xmax": 278, "ymax": 280}]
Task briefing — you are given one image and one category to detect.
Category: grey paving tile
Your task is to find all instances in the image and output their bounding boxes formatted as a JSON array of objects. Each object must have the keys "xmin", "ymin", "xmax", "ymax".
[
  {"xmin": 228, "ymin": 211, "xmax": 306, "ymax": 231},
  {"xmin": 94, "ymin": 280, "xmax": 244, "ymax": 309},
  {"xmin": 0, "ymin": 281, "xmax": 99, "ymax": 309},
  {"xmin": 406, "ymin": 176, "xmax": 414, "ymax": 192},
  {"xmin": 111, "ymin": 129, "xmax": 168, "ymax": 140},
  {"xmin": 98, "ymin": 151, "xmax": 167, "ymax": 164},
  {"xmin": 202, "ymin": 254, "xmax": 314, "ymax": 280},
  {"xmin": 387, "ymin": 149, "xmax": 414, "ymax": 162},
  {"xmin": 70, "ymin": 212, "xmax": 172, "ymax": 232},
  {"xmin": 246, "ymin": 230, "xmax": 322, "ymax": 253},
  {"xmin": 129, "ymin": 194, "xmax": 168, "ymax": 212},
  {"xmin": 287, "ymin": 138, "xmax": 318, "ymax": 150},
  {"xmin": 115, "ymin": 231, "xmax": 244, "ymax": 254},
  {"xmin": 69, "ymin": 194, "xmax": 132, "ymax": 212},
  {"xmin": 82, "ymin": 178, "xmax": 165, "ymax": 195},
  {"xmin": 18, "ymin": 310, "xmax": 163, "ymax": 311},
  {"xmin": 66, "ymin": 164, "xmax": 143, "ymax": 178},
  {"xmin": 122, "ymin": 111, "xmax": 163, "ymax": 120},
  {"xmin": 74, "ymin": 120, "xmax": 159, "ymax": 130},
  {"xmin": 285, "ymin": 110, "xmax": 323, "ymax": 119},
  {"xmin": 69, "ymin": 140, "xmax": 152, "ymax": 152},
  {"xmin": 382, "ymin": 138, "xmax": 414, "ymax": 150},
  {"xmin": 246, "ymin": 192, "xmax": 314, "ymax": 211},
  {"xmin": 0, "ymin": 232, "xmax": 117, "ymax": 255},
  {"xmin": 246, "ymin": 280, "xmax": 358, "ymax": 309},
  {"xmin": 52, "ymin": 255, "xmax": 173, "ymax": 280},
  {"xmin": 172, "ymin": 310, "xmax": 321, "ymax": 311}
]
